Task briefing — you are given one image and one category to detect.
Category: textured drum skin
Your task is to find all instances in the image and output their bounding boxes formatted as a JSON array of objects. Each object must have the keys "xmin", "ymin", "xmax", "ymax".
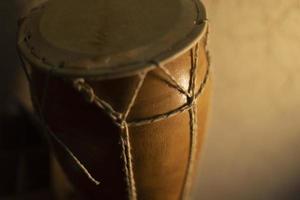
[{"xmin": 27, "ymin": 35, "xmax": 211, "ymax": 199}]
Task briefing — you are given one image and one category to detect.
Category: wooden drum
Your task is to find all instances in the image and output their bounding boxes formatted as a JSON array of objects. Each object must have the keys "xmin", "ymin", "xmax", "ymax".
[{"xmin": 17, "ymin": 0, "xmax": 211, "ymax": 199}]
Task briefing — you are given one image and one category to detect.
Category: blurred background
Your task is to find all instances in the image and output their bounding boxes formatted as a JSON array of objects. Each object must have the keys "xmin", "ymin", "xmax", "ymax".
[
  {"xmin": 1, "ymin": 0, "xmax": 300, "ymax": 199},
  {"xmin": 196, "ymin": 0, "xmax": 300, "ymax": 199}
]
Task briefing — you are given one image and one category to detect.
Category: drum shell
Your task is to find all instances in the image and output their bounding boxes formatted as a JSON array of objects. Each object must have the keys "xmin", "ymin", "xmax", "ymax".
[{"xmin": 25, "ymin": 35, "xmax": 211, "ymax": 200}]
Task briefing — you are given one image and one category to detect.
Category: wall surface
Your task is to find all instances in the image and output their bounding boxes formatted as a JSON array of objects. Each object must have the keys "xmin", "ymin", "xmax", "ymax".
[{"xmin": 195, "ymin": 0, "xmax": 300, "ymax": 199}]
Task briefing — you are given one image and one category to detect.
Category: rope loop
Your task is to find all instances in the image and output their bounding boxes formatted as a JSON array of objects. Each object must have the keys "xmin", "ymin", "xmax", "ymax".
[{"xmin": 73, "ymin": 78, "xmax": 95, "ymax": 103}]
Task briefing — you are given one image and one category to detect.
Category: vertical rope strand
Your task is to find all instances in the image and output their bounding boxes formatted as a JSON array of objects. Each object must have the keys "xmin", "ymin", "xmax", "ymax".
[
  {"xmin": 121, "ymin": 123, "xmax": 137, "ymax": 200},
  {"xmin": 181, "ymin": 43, "xmax": 200, "ymax": 199},
  {"xmin": 121, "ymin": 72, "xmax": 147, "ymax": 200},
  {"xmin": 120, "ymin": 134, "xmax": 131, "ymax": 198},
  {"xmin": 182, "ymin": 106, "xmax": 197, "ymax": 199}
]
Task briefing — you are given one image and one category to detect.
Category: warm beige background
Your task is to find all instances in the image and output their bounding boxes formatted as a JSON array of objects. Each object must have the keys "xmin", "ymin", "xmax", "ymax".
[{"xmin": 194, "ymin": 0, "xmax": 300, "ymax": 199}]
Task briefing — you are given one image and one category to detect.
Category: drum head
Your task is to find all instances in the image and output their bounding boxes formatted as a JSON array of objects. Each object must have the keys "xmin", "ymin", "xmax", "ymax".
[{"xmin": 18, "ymin": 0, "xmax": 207, "ymax": 79}]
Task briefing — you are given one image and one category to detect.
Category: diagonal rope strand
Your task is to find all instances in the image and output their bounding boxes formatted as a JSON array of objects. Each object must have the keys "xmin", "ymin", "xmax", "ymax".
[
  {"xmin": 123, "ymin": 72, "xmax": 147, "ymax": 121},
  {"xmin": 40, "ymin": 77, "xmax": 101, "ymax": 186},
  {"xmin": 189, "ymin": 43, "xmax": 199, "ymax": 96},
  {"xmin": 127, "ymin": 61, "xmax": 209, "ymax": 127},
  {"xmin": 73, "ymin": 79, "xmax": 122, "ymax": 121},
  {"xmin": 46, "ymin": 126, "xmax": 100, "ymax": 185},
  {"xmin": 157, "ymin": 65, "xmax": 191, "ymax": 97},
  {"xmin": 17, "ymin": 51, "xmax": 102, "ymax": 186}
]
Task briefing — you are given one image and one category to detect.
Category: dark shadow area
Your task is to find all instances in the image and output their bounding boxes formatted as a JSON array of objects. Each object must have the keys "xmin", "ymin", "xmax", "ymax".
[
  {"xmin": 0, "ymin": 1, "xmax": 52, "ymax": 198},
  {"xmin": 0, "ymin": 99, "xmax": 51, "ymax": 199},
  {"xmin": 0, "ymin": 1, "xmax": 19, "ymax": 105}
]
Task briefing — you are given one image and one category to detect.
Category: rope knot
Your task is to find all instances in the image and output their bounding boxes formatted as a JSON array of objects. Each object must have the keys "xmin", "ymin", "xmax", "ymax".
[
  {"xmin": 187, "ymin": 96, "xmax": 197, "ymax": 107},
  {"xmin": 115, "ymin": 115, "xmax": 128, "ymax": 129},
  {"xmin": 73, "ymin": 78, "xmax": 95, "ymax": 103}
]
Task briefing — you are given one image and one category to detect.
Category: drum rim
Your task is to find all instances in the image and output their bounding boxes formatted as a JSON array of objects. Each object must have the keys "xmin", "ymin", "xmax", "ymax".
[{"xmin": 17, "ymin": 0, "xmax": 208, "ymax": 80}]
